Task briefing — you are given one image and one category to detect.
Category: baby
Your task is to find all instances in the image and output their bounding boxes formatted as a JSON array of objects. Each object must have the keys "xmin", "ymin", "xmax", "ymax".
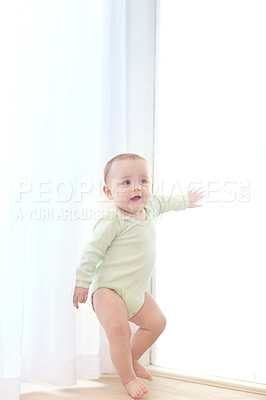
[{"xmin": 73, "ymin": 153, "xmax": 204, "ymax": 399}]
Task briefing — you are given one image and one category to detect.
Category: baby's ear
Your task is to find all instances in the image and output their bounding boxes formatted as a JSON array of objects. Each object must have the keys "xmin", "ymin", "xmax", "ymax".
[{"xmin": 103, "ymin": 185, "xmax": 113, "ymax": 200}]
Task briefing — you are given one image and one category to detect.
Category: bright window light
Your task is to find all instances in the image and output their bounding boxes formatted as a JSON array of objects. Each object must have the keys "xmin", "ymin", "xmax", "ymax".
[{"xmin": 152, "ymin": 0, "xmax": 266, "ymax": 383}]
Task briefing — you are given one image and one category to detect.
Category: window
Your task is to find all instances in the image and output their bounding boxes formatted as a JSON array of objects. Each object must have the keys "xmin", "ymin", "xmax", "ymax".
[{"xmin": 152, "ymin": 0, "xmax": 266, "ymax": 384}]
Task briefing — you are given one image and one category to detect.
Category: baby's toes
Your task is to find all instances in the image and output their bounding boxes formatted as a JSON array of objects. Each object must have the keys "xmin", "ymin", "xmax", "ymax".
[{"xmin": 125, "ymin": 378, "xmax": 148, "ymax": 399}]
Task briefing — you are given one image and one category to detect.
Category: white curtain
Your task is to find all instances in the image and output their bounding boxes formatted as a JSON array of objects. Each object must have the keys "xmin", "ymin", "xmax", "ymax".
[
  {"xmin": 101, "ymin": 0, "xmax": 156, "ymax": 165},
  {"xmin": 0, "ymin": 1, "xmax": 156, "ymax": 399},
  {"xmin": 152, "ymin": 0, "xmax": 266, "ymax": 385}
]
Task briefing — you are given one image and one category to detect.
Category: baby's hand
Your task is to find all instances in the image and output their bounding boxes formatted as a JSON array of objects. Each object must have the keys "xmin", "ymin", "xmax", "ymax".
[
  {"xmin": 188, "ymin": 187, "xmax": 205, "ymax": 208},
  {"xmin": 73, "ymin": 286, "xmax": 88, "ymax": 309}
]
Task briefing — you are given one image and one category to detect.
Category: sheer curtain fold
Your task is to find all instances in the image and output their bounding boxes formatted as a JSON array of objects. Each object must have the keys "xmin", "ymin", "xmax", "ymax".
[
  {"xmin": 100, "ymin": 0, "xmax": 127, "ymax": 159},
  {"xmin": 1, "ymin": 2, "xmax": 103, "ymax": 397},
  {"xmin": 101, "ymin": 0, "xmax": 156, "ymax": 167},
  {"xmin": 0, "ymin": 1, "xmax": 156, "ymax": 399}
]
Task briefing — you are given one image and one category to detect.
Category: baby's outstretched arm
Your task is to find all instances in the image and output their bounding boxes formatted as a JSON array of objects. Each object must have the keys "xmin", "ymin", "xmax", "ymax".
[
  {"xmin": 73, "ymin": 286, "xmax": 88, "ymax": 309},
  {"xmin": 188, "ymin": 187, "xmax": 205, "ymax": 208}
]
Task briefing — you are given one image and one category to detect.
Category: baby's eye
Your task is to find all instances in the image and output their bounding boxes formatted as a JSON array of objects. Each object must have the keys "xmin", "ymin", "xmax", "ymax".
[
  {"xmin": 140, "ymin": 179, "xmax": 148, "ymax": 185},
  {"xmin": 122, "ymin": 180, "xmax": 131, "ymax": 186}
]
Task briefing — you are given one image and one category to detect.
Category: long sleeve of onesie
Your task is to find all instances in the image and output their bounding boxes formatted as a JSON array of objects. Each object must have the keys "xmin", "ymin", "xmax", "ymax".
[
  {"xmin": 75, "ymin": 217, "xmax": 121, "ymax": 289},
  {"xmin": 147, "ymin": 194, "xmax": 190, "ymax": 218}
]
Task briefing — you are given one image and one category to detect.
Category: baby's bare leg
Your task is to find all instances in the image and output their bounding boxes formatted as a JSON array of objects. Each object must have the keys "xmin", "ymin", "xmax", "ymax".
[
  {"xmin": 129, "ymin": 292, "xmax": 167, "ymax": 380},
  {"xmin": 92, "ymin": 288, "xmax": 148, "ymax": 399}
]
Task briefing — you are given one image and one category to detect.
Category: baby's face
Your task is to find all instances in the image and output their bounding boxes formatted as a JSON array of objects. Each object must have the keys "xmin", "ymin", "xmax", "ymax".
[{"xmin": 104, "ymin": 159, "xmax": 152, "ymax": 214}]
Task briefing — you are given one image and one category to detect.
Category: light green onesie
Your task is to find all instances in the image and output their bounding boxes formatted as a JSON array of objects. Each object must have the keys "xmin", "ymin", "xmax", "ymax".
[{"xmin": 75, "ymin": 194, "xmax": 189, "ymax": 318}]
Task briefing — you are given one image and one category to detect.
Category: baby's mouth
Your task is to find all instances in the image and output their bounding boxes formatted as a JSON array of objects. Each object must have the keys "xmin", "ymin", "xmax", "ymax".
[{"xmin": 130, "ymin": 195, "xmax": 142, "ymax": 202}]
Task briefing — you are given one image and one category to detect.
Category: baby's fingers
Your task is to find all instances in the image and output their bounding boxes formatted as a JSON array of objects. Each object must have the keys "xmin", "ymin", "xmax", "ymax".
[
  {"xmin": 73, "ymin": 294, "xmax": 79, "ymax": 309},
  {"xmin": 195, "ymin": 192, "xmax": 206, "ymax": 200},
  {"xmin": 78, "ymin": 293, "xmax": 88, "ymax": 304},
  {"xmin": 190, "ymin": 188, "xmax": 206, "ymax": 200}
]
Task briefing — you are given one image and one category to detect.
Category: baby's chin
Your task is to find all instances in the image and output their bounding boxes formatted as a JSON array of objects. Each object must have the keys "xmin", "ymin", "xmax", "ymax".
[
  {"xmin": 115, "ymin": 197, "xmax": 150, "ymax": 211},
  {"xmin": 117, "ymin": 203, "xmax": 145, "ymax": 213}
]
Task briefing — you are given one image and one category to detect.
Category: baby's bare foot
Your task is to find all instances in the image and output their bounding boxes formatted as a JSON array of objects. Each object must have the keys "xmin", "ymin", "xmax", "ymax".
[
  {"xmin": 132, "ymin": 360, "xmax": 153, "ymax": 381},
  {"xmin": 124, "ymin": 378, "xmax": 148, "ymax": 399}
]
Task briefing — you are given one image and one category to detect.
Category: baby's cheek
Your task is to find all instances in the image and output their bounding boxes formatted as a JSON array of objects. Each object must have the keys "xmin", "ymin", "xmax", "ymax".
[
  {"xmin": 144, "ymin": 192, "xmax": 151, "ymax": 203},
  {"xmin": 116, "ymin": 188, "xmax": 127, "ymax": 197}
]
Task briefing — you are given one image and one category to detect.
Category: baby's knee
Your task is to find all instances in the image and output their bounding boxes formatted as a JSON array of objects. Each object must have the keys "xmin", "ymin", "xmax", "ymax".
[
  {"xmin": 153, "ymin": 313, "xmax": 167, "ymax": 335},
  {"xmin": 158, "ymin": 314, "xmax": 167, "ymax": 333},
  {"xmin": 105, "ymin": 319, "xmax": 131, "ymax": 340}
]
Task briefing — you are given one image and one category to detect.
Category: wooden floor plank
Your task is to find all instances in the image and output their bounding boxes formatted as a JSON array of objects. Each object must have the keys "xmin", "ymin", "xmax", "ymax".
[{"xmin": 20, "ymin": 376, "xmax": 266, "ymax": 400}]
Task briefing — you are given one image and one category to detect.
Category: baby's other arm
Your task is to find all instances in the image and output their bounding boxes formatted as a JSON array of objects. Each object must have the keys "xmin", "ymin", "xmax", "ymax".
[
  {"xmin": 73, "ymin": 215, "xmax": 121, "ymax": 309},
  {"xmin": 149, "ymin": 187, "xmax": 205, "ymax": 216}
]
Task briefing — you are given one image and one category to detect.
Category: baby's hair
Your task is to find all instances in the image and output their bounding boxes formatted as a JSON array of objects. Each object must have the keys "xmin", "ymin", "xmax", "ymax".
[{"xmin": 104, "ymin": 153, "xmax": 146, "ymax": 184}]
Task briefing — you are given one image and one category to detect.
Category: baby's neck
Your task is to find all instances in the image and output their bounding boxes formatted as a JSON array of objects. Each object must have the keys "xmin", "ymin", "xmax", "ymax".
[{"xmin": 117, "ymin": 207, "xmax": 147, "ymax": 221}]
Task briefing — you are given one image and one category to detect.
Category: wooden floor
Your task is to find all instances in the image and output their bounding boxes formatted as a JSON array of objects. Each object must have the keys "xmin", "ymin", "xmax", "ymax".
[{"xmin": 20, "ymin": 375, "xmax": 266, "ymax": 400}]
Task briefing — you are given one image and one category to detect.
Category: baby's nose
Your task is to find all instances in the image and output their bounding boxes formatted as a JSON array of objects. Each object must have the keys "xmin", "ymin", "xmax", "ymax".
[{"xmin": 133, "ymin": 180, "xmax": 141, "ymax": 190}]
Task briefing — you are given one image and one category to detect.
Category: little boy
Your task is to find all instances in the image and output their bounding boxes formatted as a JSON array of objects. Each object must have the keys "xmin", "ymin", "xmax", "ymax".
[{"xmin": 73, "ymin": 153, "xmax": 204, "ymax": 399}]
